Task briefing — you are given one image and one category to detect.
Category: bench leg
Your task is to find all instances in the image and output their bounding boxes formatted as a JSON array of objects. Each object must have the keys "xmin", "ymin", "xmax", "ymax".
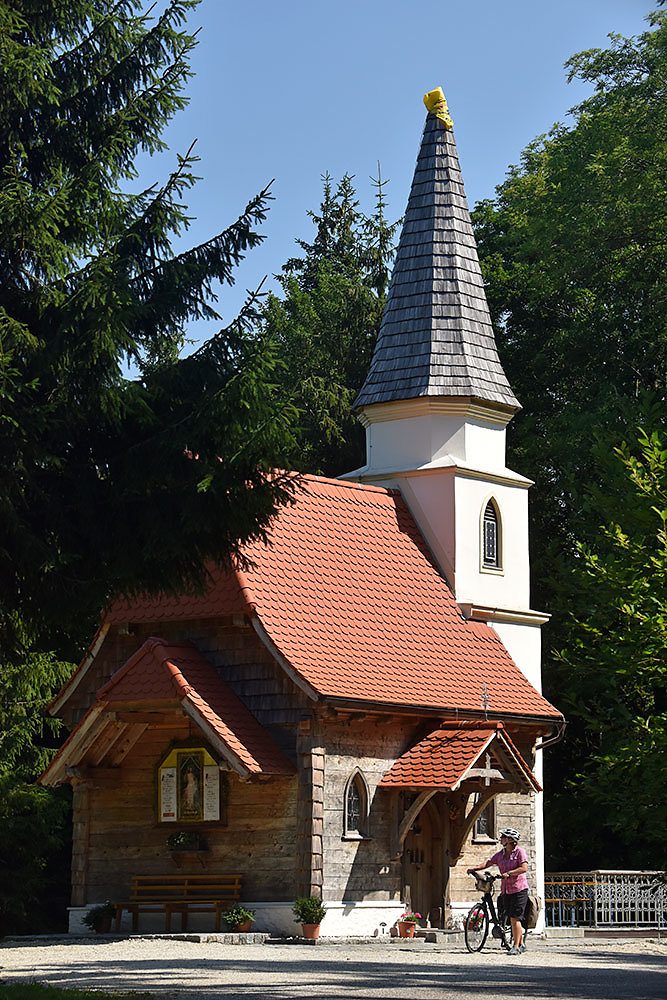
[
  {"xmin": 114, "ymin": 906, "xmax": 122, "ymax": 932},
  {"xmin": 215, "ymin": 903, "xmax": 222, "ymax": 932},
  {"xmin": 165, "ymin": 906, "xmax": 172, "ymax": 933},
  {"xmin": 132, "ymin": 908, "xmax": 139, "ymax": 933}
]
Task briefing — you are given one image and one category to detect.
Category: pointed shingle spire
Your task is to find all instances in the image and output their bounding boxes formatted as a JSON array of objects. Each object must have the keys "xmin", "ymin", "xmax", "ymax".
[{"xmin": 355, "ymin": 93, "xmax": 519, "ymax": 412}]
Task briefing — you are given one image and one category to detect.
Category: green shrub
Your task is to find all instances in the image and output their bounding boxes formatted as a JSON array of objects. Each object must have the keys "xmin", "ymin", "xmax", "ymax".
[
  {"xmin": 221, "ymin": 904, "xmax": 255, "ymax": 929},
  {"xmin": 0, "ymin": 777, "xmax": 71, "ymax": 935},
  {"xmin": 292, "ymin": 895, "xmax": 326, "ymax": 924}
]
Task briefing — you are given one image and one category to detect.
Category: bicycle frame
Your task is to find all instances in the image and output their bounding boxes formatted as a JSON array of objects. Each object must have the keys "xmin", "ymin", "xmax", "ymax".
[
  {"xmin": 484, "ymin": 889, "xmax": 508, "ymax": 941},
  {"xmin": 465, "ymin": 873, "xmax": 511, "ymax": 952}
]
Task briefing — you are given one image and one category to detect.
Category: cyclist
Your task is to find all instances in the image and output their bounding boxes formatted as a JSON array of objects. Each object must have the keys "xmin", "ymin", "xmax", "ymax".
[{"xmin": 467, "ymin": 827, "xmax": 528, "ymax": 955}]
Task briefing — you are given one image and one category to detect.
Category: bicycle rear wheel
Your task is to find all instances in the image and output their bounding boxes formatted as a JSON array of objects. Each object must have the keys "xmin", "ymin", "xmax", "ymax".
[{"xmin": 464, "ymin": 902, "xmax": 489, "ymax": 952}]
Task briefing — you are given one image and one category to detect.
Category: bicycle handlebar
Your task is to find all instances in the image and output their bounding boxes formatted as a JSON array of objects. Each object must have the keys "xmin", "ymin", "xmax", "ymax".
[{"xmin": 467, "ymin": 870, "xmax": 501, "ymax": 882}]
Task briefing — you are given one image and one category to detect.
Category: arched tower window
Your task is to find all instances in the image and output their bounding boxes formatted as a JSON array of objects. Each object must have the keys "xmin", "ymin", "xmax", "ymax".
[
  {"xmin": 343, "ymin": 769, "xmax": 370, "ymax": 839},
  {"xmin": 482, "ymin": 499, "xmax": 501, "ymax": 569}
]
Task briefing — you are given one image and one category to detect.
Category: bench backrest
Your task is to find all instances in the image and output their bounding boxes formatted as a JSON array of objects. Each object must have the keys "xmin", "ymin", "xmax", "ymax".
[{"xmin": 130, "ymin": 874, "xmax": 243, "ymax": 902}]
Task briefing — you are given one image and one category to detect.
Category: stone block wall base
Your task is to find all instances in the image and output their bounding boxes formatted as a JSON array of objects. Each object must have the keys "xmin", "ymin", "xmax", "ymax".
[{"xmin": 69, "ymin": 901, "xmax": 407, "ymax": 937}]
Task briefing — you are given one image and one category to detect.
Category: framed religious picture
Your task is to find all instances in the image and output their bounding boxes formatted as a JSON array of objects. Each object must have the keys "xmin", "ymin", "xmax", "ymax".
[
  {"xmin": 178, "ymin": 751, "xmax": 203, "ymax": 821},
  {"xmin": 158, "ymin": 745, "xmax": 226, "ymax": 824}
]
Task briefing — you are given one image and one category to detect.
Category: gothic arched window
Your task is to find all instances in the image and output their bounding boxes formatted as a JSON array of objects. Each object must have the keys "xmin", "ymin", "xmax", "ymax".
[
  {"xmin": 472, "ymin": 794, "xmax": 496, "ymax": 843},
  {"xmin": 482, "ymin": 499, "xmax": 502, "ymax": 570},
  {"xmin": 343, "ymin": 769, "xmax": 370, "ymax": 839}
]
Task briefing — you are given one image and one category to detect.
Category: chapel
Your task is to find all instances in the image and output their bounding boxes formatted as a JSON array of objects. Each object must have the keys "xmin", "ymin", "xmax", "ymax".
[{"xmin": 41, "ymin": 88, "xmax": 564, "ymax": 937}]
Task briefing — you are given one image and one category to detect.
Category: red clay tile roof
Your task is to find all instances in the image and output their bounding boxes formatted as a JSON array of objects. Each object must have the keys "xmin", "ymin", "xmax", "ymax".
[
  {"xmin": 379, "ymin": 722, "xmax": 541, "ymax": 791},
  {"xmin": 99, "ymin": 638, "xmax": 294, "ymax": 775},
  {"xmin": 103, "ymin": 474, "xmax": 560, "ymax": 722},
  {"xmin": 106, "ymin": 565, "xmax": 247, "ymax": 623}
]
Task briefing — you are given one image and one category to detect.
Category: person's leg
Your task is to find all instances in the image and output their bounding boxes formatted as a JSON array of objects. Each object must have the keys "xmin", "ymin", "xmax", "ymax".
[{"xmin": 510, "ymin": 915, "xmax": 523, "ymax": 948}]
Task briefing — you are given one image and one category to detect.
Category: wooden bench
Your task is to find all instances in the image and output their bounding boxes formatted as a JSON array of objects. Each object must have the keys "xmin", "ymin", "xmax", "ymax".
[{"xmin": 114, "ymin": 874, "xmax": 243, "ymax": 932}]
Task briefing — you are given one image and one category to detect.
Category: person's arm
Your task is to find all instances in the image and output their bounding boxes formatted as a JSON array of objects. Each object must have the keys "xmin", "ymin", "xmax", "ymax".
[
  {"xmin": 500, "ymin": 860, "xmax": 527, "ymax": 880},
  {"xmin": 467, "ymin": 854, "xmax": 497, "ymax": 874}
]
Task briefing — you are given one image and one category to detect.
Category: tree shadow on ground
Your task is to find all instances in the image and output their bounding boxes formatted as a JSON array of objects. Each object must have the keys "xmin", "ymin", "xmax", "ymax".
[{"xmin": 1, "ymin": 943, "xmax": 665, "ymax": 1000}]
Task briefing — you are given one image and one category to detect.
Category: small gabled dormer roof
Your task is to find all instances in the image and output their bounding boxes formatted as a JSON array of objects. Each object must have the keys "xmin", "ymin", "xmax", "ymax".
[
  {"xmin": 40, "ymin": 638, "xmax": 295, "ymax": 786},
  {"xmin": 355, "ymin": 89, "xmax": 519, "ymax": 412}
]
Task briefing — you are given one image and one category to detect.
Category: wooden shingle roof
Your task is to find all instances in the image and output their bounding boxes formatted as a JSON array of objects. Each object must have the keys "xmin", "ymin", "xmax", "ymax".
[{"xmin": 355, "ymin": 109, "xmax": 520, "ymax": 411}]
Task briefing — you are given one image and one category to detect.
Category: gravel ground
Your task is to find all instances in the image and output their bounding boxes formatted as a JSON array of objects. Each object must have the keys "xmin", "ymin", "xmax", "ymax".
[{"xmin": 1, "ymin": 936, "xmax": 665, "ymax": 1000}]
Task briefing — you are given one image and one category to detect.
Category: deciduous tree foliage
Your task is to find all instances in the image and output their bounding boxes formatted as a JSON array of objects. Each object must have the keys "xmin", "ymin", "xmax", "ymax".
[
  {"xmin": 552, "ymin": 427, "xmax": 667, "ymax": 867},
  {"xmin": 263, "ymin": 172, "xmax": 398, "ymax": 476},
  {"xmin": 471, "ymin": 10, "xmax": 667, "ymax": 867}
]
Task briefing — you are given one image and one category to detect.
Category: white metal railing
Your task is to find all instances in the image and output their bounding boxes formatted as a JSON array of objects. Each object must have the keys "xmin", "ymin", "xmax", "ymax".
[{"xmin": 545, "ymin": 871, "xmax": 667, "ymax": 928}]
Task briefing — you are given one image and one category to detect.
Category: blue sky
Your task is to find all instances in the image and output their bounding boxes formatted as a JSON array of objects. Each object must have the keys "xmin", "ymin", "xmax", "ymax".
[{"xmin": 140, "ymin": 0, "xmax": 651, "ymax": 343}]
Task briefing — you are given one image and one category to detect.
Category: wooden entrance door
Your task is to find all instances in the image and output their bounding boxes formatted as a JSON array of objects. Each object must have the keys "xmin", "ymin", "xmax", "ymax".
[{"xmin": 401, "ymin": 799, "xmax": 445, "ymax": 926}]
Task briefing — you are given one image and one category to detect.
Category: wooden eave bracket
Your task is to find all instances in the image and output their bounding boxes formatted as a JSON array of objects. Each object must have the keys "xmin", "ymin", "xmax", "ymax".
[{"xmin": 449, "ymin": 786, "xmax": 498, "ymax": 862}]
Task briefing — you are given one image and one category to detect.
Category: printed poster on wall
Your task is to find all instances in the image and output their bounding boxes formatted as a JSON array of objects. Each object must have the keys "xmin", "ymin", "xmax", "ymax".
[
  {"xmin": 203, "ymin": 765, "xmax": 220, "ymax": 821},
  {"xmin": 160, "ymin": 766, "xmax": 177, "ymax": 822}
]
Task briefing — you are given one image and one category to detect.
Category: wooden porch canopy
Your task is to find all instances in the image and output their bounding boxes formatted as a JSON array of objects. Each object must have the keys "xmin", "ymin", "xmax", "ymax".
[
  {"xmin": 379, "ymin": 722, "xmax": 541, "ymax": 861},
  {"xmin": 39, "ymin": 637, "xmax": 295, "ymax": 787}
]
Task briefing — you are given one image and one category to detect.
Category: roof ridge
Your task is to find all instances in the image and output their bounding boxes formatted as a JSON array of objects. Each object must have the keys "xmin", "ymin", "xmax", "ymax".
[
  {"xmin": 294, "ymin": 471, "xmax": 392, "ymax": 495},
  {"xmin": 437, "ymin": 720, "xmax": 504, "ymax": 730},
  {"xmin": 97, "ymin": 636, "xmax": 193, "ymax": 701}
]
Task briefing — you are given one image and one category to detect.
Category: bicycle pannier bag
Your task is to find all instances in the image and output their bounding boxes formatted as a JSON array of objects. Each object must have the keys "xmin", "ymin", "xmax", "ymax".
[{"xmin": 523, "ymin": 893, "xmax": 542, "ymax": 929}]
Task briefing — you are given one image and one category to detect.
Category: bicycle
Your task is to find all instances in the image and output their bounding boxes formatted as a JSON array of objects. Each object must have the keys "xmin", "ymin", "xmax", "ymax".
[{"xmin": 464, "ymin": 872, "xmax": 511, "ymax": 952}]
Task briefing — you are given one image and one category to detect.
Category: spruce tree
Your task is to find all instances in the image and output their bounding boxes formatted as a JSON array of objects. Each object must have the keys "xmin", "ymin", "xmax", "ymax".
[
  {"xmin": 0, "ymin": 0, "xmax": 298, "ymax": 663},
  {"xmin": 264, "ymin": 171, "xmax": 399, "ymax": 475},
  {"xmin": 0, "ymin": 0, "xmax": 300, "ymax": 933}
]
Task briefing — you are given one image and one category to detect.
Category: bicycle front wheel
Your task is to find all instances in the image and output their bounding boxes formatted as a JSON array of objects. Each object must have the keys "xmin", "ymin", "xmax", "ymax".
[{"xmin": 464, "ymin": 901, "xmax": 489, "ymax": 952}]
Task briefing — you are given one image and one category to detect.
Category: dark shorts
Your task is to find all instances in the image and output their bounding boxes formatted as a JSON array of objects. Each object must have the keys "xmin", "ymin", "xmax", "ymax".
[{"xmin": 502, "ymin": 888, "xmax": 528, "ymax": 921}]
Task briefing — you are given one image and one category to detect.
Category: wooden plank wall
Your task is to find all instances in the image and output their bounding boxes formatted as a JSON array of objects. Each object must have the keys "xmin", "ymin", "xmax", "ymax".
[
  {"xmin": 295, "ymin": 736, "xmax": 325, "ymax": 898},
  {"xmin": 83, "ymin": 720, "xmax": 298, "ymax": 904}
]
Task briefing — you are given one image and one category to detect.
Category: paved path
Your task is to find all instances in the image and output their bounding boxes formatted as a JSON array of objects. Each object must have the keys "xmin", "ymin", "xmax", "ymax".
[{"xmin": 1, "ymin": 936, "xmax": 665, "ymax": 1000}]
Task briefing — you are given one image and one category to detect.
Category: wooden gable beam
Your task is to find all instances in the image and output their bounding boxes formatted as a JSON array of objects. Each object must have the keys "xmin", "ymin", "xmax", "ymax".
[
  {"xmin": 107, "ymin": 722, "xmax": 148, "ymax": 766},
  {"xmin": 87, "ymin": 719, "xmax": 126, "ymax": 766}
]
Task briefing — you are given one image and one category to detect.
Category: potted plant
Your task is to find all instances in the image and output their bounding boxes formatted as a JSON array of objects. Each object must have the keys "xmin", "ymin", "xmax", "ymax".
[
  {"xmin": 166, "ymin": 830, "xmax": 203, "ymax": 851},
  {"xmin": 221, "ymin": 904, "xmax": 256, "ymax": 933},
  {"xmin": 396, "ymin": 910, "xmax": 421, "ymax": 938},
  {"xmin": 82, "ymin": 901, "xmax": 116, "ymax": 934},
  {"xmin": 293, "ymin": 896, "xmax": 327, "ymax": 939}
]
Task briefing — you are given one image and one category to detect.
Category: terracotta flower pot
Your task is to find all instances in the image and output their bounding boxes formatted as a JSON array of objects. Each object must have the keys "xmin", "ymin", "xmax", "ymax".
[
  {"xmin": 397, "ymin": 920, "xmax": 416, "ymax": 938},
  {"xmin": 301, "ymin": 922, "xmax": 321, "ymax": 939},
  {"xmin": 233, "ymin": 919, "xmax": 252, "ymax": 933},
  {"xmin": 95, "ymin": 915, "xmax": 113, "ymax": 934}
]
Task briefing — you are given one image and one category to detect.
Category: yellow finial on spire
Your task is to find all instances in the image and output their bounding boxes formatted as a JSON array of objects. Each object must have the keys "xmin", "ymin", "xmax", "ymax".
[{"xmin": 423, "ymin": 87, "xmax": 453, "ymax": 129}]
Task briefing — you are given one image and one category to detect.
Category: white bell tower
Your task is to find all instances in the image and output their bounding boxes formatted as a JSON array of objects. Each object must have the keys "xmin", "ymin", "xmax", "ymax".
[
  {"xmin": 344, "ymin": 90, "xmax": 548, "ymax": 688},
  {"xmin": 343, "ymin": 89, "xmax": 550, "ymax": 905}
]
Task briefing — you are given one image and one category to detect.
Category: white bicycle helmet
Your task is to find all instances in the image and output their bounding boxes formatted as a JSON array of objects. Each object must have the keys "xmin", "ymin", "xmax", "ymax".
[{"xmin": 499, "ymin": 827, "xmax": 521, "ymax": 842}]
